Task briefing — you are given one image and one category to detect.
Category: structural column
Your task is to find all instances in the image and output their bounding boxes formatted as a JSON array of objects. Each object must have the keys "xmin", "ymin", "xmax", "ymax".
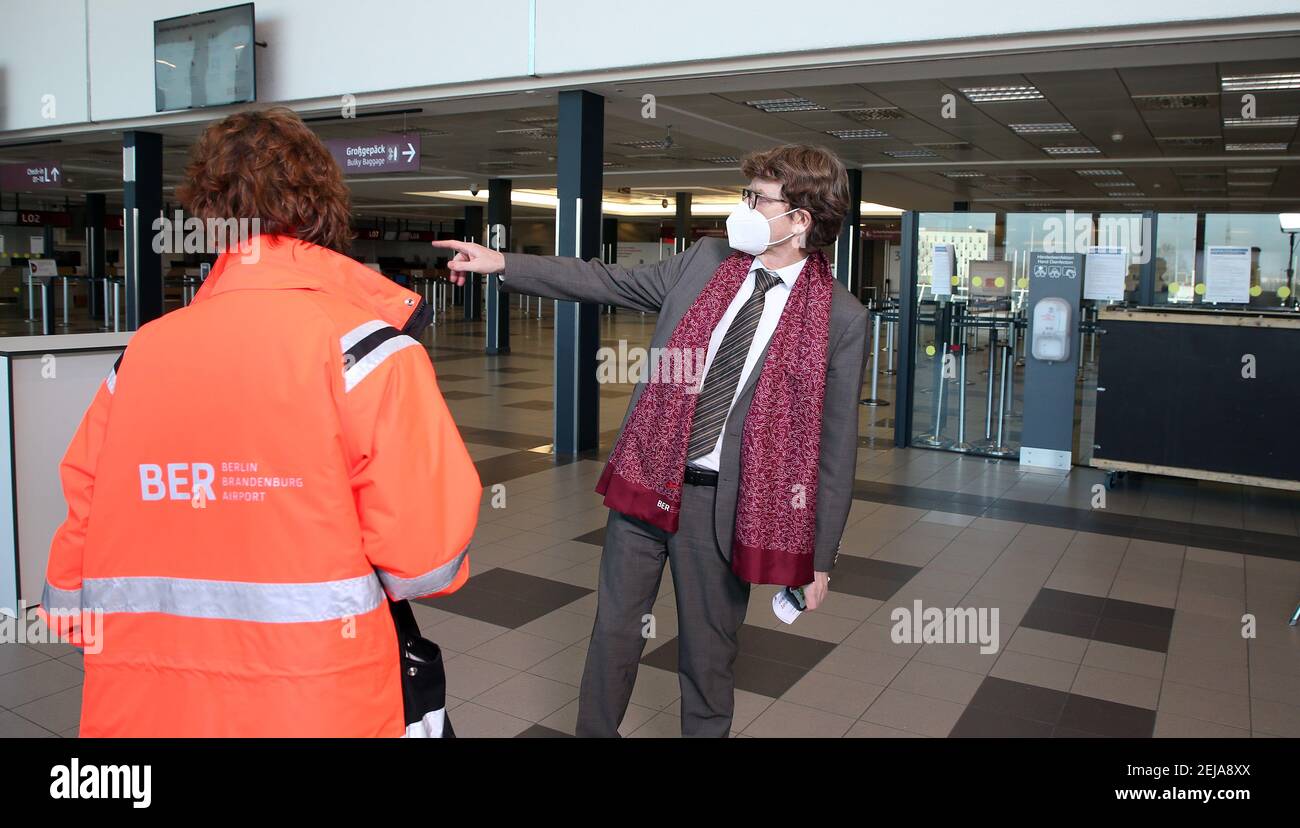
[
  {"xmin": 122, "ymin": 131, "xmax": 164, "ymax": 330},
  {"xmin": 85, "ymin": 193, "xmax": 105, "ymax": 320},
  {"xmin": 674, "ymin": 191, "xmax": 691, "ymax": 254},
  {"xmin": 835, "ymin": 168, "xmax": 862, "ymax": 291},
  {"xmin": 485, "ymin": 178, "xmax": 511, "ymax": 354},
  {"xmin": 553, "ymin": 90, "xmax": 603, "ymax": 456},
  {"xmin": 462, "ymin": 205, "xmax": 483, "ymax": 320}
]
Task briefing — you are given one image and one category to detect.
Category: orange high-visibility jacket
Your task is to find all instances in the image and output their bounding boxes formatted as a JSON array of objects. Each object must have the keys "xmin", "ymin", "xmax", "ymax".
[{"xmin": 40, "ymin": 236, "xmax": 480, "ymax": 737}]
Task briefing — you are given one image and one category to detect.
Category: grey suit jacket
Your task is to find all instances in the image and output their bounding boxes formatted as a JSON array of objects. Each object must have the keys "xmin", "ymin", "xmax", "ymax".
[{"xmin": 500, "ymin": 237, "xmax": 868, "ymax": 573}]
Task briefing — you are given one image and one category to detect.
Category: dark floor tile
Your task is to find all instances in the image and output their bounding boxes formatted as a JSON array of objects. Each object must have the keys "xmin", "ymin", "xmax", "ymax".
[
  {"xmin": 968, "ymin": 676, "xmax": 1071, "ymax": 725},
  {"xmin": 1019, "ymin": 605, "xmax": 1101, "ymax": 640},
  {"xmin": 574, "ymin": 527, "xmax": 606, "ymax": 547},
  {"xmin": 829, "ymin": 557, "xmax": 922, "ymax": 600},
  {"xmin": 490, "ymin": 366, "xmax": 536, "ymax": 374},
  {"xmin": 496, "ymin": 380, "xmax": 553, "ymax": 390},
  {"xmin": 950, "ymin": 707, "xmax": 1054, "ymax": 738},
  {"xmin": 1051, "ymin": 726, "xmax": 1108, "ymax": 738},
  {"xmin": 1057, "ymin": 693, "xmax": 1155, "ymax": 738},
  {"xmin": 735, "ymin": 624, "xmax": 837, "ymax": 670},
  {"xmin": 1101, "ymin": 598, "xmax": 1175, "ymax": 630},
  {"xmin": 433, "ymin": 373, "xmax": 480, "ymax": 382},
  {"xmin": 457, "ymin": 426, "xmax": 550, "ymax": 450},
  {"xmin": 640, "ymin": 636, "xmax": 812, "ymax": 699},
  {"xmin": 473, "ymin": 449, "xmax": 577, "ymax": 486},
  {"xmin": 504, "ymin": 400, "xmax": 554, "ymax": 410},
  {"xmin": 1091, "ymin": 616, "xmax": 1171, "ymax": 653},
  {"xmin": 1033, "ymin": 588, "xmax": 1106, "ymax": 617},
  {"xmin": 417, "ymin": 567, "xmax": 591, "ymax": 628},
  {"xmin": 515, "ymin": 724, "xmax": 573, "ymax": 738},
  {"xmin": 441, "ymin": 390, "xmax": 488, "ymax": 400}
]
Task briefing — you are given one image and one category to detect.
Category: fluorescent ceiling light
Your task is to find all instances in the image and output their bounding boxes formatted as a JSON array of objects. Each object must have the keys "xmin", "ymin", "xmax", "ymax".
[
  {"xmin": 1232, "ymin": 168, "xmax": 1278, "ymax": 174},
  {"xmin": 1223, "ymin": 115, "xmax": 1299, "ymax": 128},
  {"xmin": 1227, "ymin": 181, "xmax": 1272, "ymax": 187},
  {"xmin": 1009, "ymin": 122, "xmax": 1077, "ymax": 134},
  {"xmin": 960, "ymin": 85, "xmax": 1043, "ymax": 102},
  {"xmin": 942, "ymin": 171, "xmax": 985, "ymax": 178},
  {"xmin": 1225, "ymin": 142, "xmax": 1289, "ymax": 151},
  {"xmin": 1075, "ymin": 169, "xmax": 1124, "ymax": 176},
  {"xmin": 826, "ymin": 128, "xmax": 889, "ymax": 139},
  {"xmin": 745, "ymin": 97, "xmax": 824, "ymax": 112},
  {"xmin": 1221, "ymin": 72, "xmax": 1300, "ymax": 91},
  {"xmin": 1105, "ymin": 192, "xmax": 1144, "ymax": 197},
  {"xmin": 1094, "ymin": 181, "xmax": 1136, "ymax": 187},
  {"xmin": 883, "ymin": 149, "xmax": 937, "ymax": 158},
  {"xmin": 1044, "ymin": 145, "xmax": 1100, "ymax": 155}
]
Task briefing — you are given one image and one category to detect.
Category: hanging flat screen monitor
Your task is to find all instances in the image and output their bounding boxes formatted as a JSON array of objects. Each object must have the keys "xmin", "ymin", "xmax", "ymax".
[{"xmin": 155, "ymin": 3, "xmax": 256, "ymax": 112}]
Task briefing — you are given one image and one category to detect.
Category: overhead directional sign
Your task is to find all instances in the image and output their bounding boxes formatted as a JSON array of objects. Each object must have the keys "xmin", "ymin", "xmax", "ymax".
[
  {"xmin": 324, "ymin": 134, "xmax": 421, "ymax": 175},
  {"xmin": 1, "ymin": 162, "xmax": 63, "ymax": 189}
]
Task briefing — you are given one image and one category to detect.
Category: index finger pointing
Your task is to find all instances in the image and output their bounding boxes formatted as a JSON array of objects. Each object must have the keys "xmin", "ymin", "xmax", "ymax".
[{"xmin": 430, "ymin": 239, "xmax": 474, "ymax": 254}]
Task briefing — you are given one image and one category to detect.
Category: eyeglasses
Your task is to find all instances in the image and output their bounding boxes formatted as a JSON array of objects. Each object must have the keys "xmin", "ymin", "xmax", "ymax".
[{"xmin": 740, "ymin": 188, "xmax": 790, "ymax": 210}]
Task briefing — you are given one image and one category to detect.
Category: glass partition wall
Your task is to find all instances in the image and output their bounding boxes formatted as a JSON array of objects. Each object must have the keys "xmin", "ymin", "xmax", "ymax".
[{"xmin": 899, "ymin": 209, "xmax": 1300, "ymax": 466}]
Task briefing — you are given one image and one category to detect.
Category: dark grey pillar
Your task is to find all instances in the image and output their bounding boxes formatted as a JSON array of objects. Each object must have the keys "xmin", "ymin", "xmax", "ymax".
[
  {"xmin": 123, "ymin": 131, "xmax": 164, "ymax": 329},
  {"xmin": 602, "ymin": 216, "xmax": 619, "ymax": 315},
  {"xmin": 835, "ymin": 168, "xmax": 862, "ymax": 290},
  {"xmin": 1137, "ymin": 210, "xmax": 1157, "ymax": 306},
  {"xmin": 554, "ymin": 90, "xmax": 603, "ymax": 456},
  {"xmin": 894, "ymin": 211, "xmax": 920, "ymax": 448},
  {"xmin": 674, "ymin": 191, "xmax": 691, "ymax": 254},
  {"xmin": 85, "ymin": 193, "xmax": 105, "ymax": 320},
  {"xmin": 486, "ymin": 178, "xmax": 511, "ymax": 354},
  {"xmin": 463, "ymin": 206, "xmax": 483, "ymax": 320}
]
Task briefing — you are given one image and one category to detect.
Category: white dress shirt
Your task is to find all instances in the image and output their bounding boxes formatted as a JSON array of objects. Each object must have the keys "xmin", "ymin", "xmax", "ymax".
[{"xmin": 687, "ymin": 254, "xmax": 806, "ymax": 471}]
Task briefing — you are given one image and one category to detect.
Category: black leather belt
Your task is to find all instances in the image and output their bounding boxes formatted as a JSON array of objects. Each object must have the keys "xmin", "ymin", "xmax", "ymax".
[{"xmin": 683, "ymin": 466, "xmax": 718, "ymax": 487}]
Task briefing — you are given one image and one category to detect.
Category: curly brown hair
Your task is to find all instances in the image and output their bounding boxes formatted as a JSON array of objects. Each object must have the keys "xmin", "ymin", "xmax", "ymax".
[
  {"xmin": 177, "ymin": 107, "xmax": 352, "ymax": 252},
  {"xmin": 741, "ymin": 145, "xmax": 850, "ymax": 249}
]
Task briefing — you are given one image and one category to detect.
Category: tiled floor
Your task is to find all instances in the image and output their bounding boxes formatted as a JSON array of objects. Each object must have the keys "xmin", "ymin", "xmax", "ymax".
[{"xmin": 1, "ymin": 299, "xmax": 1297, "ymax": 738}]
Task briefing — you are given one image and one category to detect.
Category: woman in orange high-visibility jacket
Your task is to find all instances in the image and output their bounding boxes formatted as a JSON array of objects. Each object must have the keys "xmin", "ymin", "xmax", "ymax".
[{"xmin": 39, "ymin": 108, "xmax": 481, "ymax": 737}]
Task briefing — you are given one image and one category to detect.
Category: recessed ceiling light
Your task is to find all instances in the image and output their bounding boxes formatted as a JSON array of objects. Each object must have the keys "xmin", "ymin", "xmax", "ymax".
[
  {"xmin": 697, "ymin": 156, "xmax": 740, "ymax": 164},
  {"xmin": 1223, "ymin": 115, "xmax": 1300, "ymax": 128},
  {"xmin": 1094, "ymin": 181, "xmax": 1136, "ymax": 187},
  {"xmin": 837, "ymin": 107, "xmax": 904, "ymax": 121},
  {"xmin": 1044, "ymin": 145, "xmax": 1101, "ymax": 155},
  {"xmin": 1227, "ymin": 181, "xmax": 1272, "ymax": 187},
  {"xmin": 959, "ymin": 85, "xmax": 1043, "ymax": 103},
  {"xmin": 618, "ymin": 139, "xmax": 671, "ymax": 150},
  {"xmin": 1232, "ymin": 167, "xmax": 1278, "ymax": 174},
  {"xmin": 745, "ymin": 97, "xmax": 824, "ymax": 113},
  {"xmin": 1105, "ymin": 192, "xmax": 1144, "ymax": 197},
  {"xmin": 1009, "ymin": 122, "xmax": 1077, "ymax": 134},
  {"xmin": 825, "ymin": 128, "xmax": 889, "ymax": 140},
  {"xmin": 1221, "ymin": 72, "xmax": 1300, "ymax": 91},
  {"xmin": 1131, "ymin": 94, "xmax": 1215, "ymax": 111},
  {"xmin": 883, "ymin": 149, "xmax": 938, "ymax": 158},
  {"xmin": 1075, "ymin": 169, "xmax": 1125, "ymax": 176},
  {"xmin": 942, "ymin": 170, "xmax": 986, "ymax": 178},
  {"xmin": 1225, "ymin": 142, "xmax": 1289, "ymax": 151}
]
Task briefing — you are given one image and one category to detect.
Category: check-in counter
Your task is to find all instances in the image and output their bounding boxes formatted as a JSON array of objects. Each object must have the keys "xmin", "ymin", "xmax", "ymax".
[
  {"xmin": 1092, "ymin": 306, "xmax": 1300, "ymax": 490},
  {"xmin": 0, "ymin": 333, "xmax": 131, "ymax": 617}
]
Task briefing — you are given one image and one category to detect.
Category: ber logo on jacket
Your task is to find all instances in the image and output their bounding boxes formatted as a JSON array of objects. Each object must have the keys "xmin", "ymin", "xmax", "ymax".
[{"xmin": 139, "ymin": 461, "xmax": 305, "ymax": 505}]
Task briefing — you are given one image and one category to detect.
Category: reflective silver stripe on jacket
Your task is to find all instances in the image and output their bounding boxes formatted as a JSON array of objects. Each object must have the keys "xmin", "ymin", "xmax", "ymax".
[
  {"xmin": 377, "ymin": 544, "xmax": 469, "ymax": 601},
  {"xmin": 344, "ymin": 334, "xmax": 419, "ymax": 393},
  {"xmin": 340, "ymin": 319, "xmax": 389, "ymax": 353},
  {"xmin": 41, "ymin": 573, "xmax": 385, "ymax": 623},
  {"xmin": 105, "ymin": 367, "xmax": 117, "ymax": 395}
]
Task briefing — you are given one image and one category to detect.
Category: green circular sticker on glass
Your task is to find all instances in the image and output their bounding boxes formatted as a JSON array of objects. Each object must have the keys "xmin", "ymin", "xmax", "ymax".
[
  {"xmin": 1249, "ymin": 285, "xmax": 1263, "ymax": 297},
  {"xmin": 1194, "ymin": 282, "xmax": 1206, "ymax": 295},
  {"xmin": 1280, "ymin": 286, "xmax": 1293, "ymax": 299},
  {"xmin": 951, "ymin": 276, "xmax": 960, "ymax": 286},
  {"xmin": 1017, "ymin": 277, "xmax": 1029, "ymax": 290},
  {"xmin": 925, "ymin": 344, "xmax": 936, "ymax": 357},
  {"xmin": 995, "ymin": 277, "xmax": 1006, "ymax": 288},
  {"xmin": 972, "ymin": 277, "xmax": 983, "ymax": 288}
]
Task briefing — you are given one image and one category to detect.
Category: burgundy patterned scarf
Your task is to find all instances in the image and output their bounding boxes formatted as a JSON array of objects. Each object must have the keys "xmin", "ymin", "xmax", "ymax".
[{"xmin": 595, "ymin": 248, "xmax": 834, "ymax": 586}]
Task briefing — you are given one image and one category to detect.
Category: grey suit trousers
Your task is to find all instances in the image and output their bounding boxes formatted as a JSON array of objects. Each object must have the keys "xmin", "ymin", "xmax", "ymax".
[{"xmin": 576, "ymin": 480, "xmax": 751, "ymax": 738}]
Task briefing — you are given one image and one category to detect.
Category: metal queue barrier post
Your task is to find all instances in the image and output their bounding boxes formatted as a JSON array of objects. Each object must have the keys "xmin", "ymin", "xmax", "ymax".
[
  {"xmin": 60, "ymin": 276, "xmax": 71, "ymax": 329},
  {"xmin": 915, "ymin": 301, "xmax": 952, "ymax": 449},
  {"xmin": 37, "ymin": 279, "xmax": 53, "ymax": 336},
  {"xmin": 972, "ymin": 319, "xmax": 999, "ymax": 451},
  {"xmin": 985, "ymin": 339, "xmax": 1018, "ymax": 458},
  {"xmin": 882, "ymin": 308, "xmax": 897, "ymax": 376},
  {"xmin": 952, "ymin": 303, "xmax": 972, "ymax": 452},
  {"xmin": 859, "ymin": 310, "xmax": 890, "ymax": 407}
]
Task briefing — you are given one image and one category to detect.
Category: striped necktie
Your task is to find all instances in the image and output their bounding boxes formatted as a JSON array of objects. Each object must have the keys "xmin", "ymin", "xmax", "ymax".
[{"xmin": 686, "ymin": 268, "xmax": 783, "ymax": 461}]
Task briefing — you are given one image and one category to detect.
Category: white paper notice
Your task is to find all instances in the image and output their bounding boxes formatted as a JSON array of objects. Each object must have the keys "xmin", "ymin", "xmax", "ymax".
[
  {"xmin": 931, "ymin": 243, "xmax": 953, "ymax": 298},
  {"xmin": 1204, "ymin": 246, "xmax": 1252, "ymax": 304},
  {"xmin": 1084, "ymin": 246, "xmax": 1127, "ymax": 302}
]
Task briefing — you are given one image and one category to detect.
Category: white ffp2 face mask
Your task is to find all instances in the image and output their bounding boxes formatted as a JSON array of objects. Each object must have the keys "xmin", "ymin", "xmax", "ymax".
[{"xmin": 725, "ymin": 201, "xmax": 800, "ymax": 255}]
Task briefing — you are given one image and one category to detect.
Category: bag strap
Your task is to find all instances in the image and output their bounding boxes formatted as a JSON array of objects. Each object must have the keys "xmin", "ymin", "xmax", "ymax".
[{"xmin": 387, "ymin": 598, "xmax": 420, "ymax": 644}]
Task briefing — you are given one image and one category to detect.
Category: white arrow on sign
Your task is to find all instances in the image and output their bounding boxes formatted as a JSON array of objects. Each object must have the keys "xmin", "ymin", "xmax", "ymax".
[
  {"xmin": 402, "ymin": 143, "xmax": 416, "ymax": 163},
  {"xmin": 50, "ymin": 167, "xmax": 60, "ymax": 181}
]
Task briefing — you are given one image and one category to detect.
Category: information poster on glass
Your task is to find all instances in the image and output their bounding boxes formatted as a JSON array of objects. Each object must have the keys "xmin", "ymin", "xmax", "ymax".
[
  {"xmin": 1203, "ymin": 246, "xmax": 1251, "ymax": 304},
  {"xmin": 1083, "ymin": 246, "xmax": 1127, "ymax": 302},
  {"xmin": 931, "ymin": 243, "xmax": 953, "ymax": 298}
]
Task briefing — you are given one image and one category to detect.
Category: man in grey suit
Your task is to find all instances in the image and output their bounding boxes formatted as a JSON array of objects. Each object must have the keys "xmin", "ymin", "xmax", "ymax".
[{"xmin": 433, "ymin": 144, "xmax": 869, "ymax": 737}]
